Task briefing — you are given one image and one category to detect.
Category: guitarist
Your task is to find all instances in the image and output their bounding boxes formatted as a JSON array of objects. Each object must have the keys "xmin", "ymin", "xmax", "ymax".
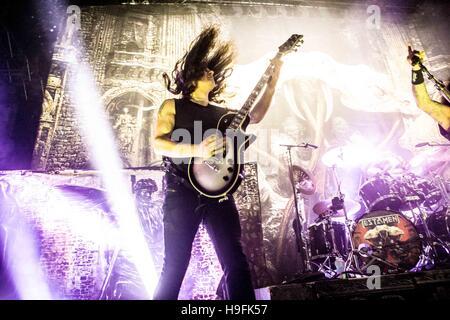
[{"xmin": 153, "ymin": 26, "xmax": 282, "ymax": 300}]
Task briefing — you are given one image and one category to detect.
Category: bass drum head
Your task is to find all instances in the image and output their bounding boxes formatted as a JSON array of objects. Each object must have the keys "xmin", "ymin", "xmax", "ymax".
[{"xmin": 352, "ymin": 210, "xmax": 422, "ymax": 272}]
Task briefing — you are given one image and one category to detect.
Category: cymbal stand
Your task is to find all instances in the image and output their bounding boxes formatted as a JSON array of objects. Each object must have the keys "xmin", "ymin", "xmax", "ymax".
[
  {"xmin": 315, "ymin": 214, "xmax": 348, "ymax": 278},
  {"xmin": 434, "ymin": 175, "xmax": 450, "ymax": 205},
  {"xmin": 358, "ymin": 245, "xmax": 403, "ymax": 272},
  {"xmin": 330, "ymin": 165, "xmax": 361, "ymax": 274},
  {"xmin": 401, "ymin": 175, "xmax": 449, "ymax": 270},
  {"xmin": 430, "ymin": 174, "xmax": 450, "ymax": 253}
]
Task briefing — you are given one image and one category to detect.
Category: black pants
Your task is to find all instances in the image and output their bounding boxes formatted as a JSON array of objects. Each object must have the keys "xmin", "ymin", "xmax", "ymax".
[{"xmin": 153, "ymin": 175, "xmax": 255, "ymax": 300}]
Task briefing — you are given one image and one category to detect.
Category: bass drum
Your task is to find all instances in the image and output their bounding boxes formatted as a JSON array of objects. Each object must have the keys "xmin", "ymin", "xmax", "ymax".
[{"xmin": 351, "ymin": 210, "xmax": 422, "ymax": 272}]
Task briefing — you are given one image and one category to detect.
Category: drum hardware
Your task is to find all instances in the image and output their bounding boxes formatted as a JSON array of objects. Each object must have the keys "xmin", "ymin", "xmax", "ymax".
[
  {"xmin": 307, "ymin": 215, "xmax": 348, "ymax": 277},
  {"xmin": 356, "ymin": 243, "xmax": 403, "ymax": 272},
  {"xmin": 329, "ymin": 165, "xmax": 361, "ymax": 274},
  {"xmin": 308, "ymin": 146, "xmax": 450, "ymax": 278},
  {"xmin": 434, "ymin": 175, "xmax": 450, "ymax": 204},
  {"xmin": 311, "ymin": 146, "xmax": 365, "ymax": 276},
  {"xmin": 394, "ymin": 174, "xmax": 450, "ymax": 270},
  {"xmin": 312, "ymin": 198, "xmax": 361, "ymax": 221},
  {"xmin": 427, "ymin": 176, "xmax": 450, "ymax": 250},
  {"xmin": 309, "ymin": 194, "xmax": 364, "ymax": 277}
]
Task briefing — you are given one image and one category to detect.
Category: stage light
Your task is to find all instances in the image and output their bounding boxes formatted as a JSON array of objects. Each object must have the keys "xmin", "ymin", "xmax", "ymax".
[
  {"xmin": 69, "ymin": 63, "xmax": 158, "ymax": 299},
  {"xmin": 1, "ymin": 188, "xmax": 53, "ymax": 300}
]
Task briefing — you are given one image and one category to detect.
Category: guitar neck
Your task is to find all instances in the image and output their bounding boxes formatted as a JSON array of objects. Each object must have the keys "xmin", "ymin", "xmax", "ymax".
[{"xmin": 228, "ymin": 52, "xmax": 283, "ymax": 130}]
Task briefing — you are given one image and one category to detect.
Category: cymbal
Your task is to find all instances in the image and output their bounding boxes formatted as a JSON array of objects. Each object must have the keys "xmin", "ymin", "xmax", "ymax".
[
  {"xmin": 366, "ymin": 155, "xmax": 406, "ymax": 177},
  {"xmin": 292, "ymin": 165, "xmax": 316, "ymax": 195},
  {"xmin": 313, "ymin": 200, "xmax": 333, "ymax": 216},
  {"xmin": 321, "ymin": 146, "xmax": 365, "ymax": 168},
  {"xmin": 312, "ymin": 198, "xmax": 361, "ymax": 220},
  {"xmin": 410, "ymin": 147, "xmax": 450, "ymax": 166},
  {"xmin": 409, "ymin": 147, "xmax": 450, "ymax": 174}
]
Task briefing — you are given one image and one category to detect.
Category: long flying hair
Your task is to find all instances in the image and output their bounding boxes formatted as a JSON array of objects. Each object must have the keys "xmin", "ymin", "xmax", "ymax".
[{"xmin": 163, "ymin": 25, "xmax": 235, "ymax": 104}]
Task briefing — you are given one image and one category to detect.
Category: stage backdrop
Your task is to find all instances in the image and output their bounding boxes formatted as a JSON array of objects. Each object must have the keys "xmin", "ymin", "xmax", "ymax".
[{"xmin": 30, "ymin": 2, "xmax": 450, "ymax": 285}]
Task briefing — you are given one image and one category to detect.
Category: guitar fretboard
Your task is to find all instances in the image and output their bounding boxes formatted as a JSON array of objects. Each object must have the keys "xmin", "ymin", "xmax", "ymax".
[{"xmin": 228, "ymin": 52, "xmax": 282, "ymax": 130}]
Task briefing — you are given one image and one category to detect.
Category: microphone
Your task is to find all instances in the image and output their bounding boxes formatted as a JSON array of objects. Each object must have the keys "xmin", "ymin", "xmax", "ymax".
[
  {"xmin": 305, "ymin": 143, "xmax": 318, "ymax": 149},
  {"xmin": 415, "ymin": 142, "xmax": 429, "ymax": 148},
  {"xmin": 279, "ymin": 143, "xmax": 319, "ymax": 149}
]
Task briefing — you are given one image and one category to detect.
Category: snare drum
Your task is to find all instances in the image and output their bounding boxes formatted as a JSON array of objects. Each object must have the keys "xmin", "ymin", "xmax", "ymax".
[
  {"xmin": 359, "ymin": 177, "xmax": 402, "ymax": 211},
  {"xmin": 308, "ymin": 219, "xmax": 347, "ymax": 260}
]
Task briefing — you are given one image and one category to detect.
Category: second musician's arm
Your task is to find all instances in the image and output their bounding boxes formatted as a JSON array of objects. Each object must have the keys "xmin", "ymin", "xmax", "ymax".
[
  {"xmin": 411, "ymin": 67, "xmax": 450, "ymax": 131},
  {"xmin": 249, "ymin": 59, "xmax": 283, "ymax": 124}
]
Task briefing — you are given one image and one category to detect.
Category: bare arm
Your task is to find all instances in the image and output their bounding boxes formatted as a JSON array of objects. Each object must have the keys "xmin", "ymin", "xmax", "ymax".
[
  {"xmin": 153, "ymin": 99, "xmax": 224, "ymax": 158},
  {"xmin": 412, "ymin": 78, "xmax": 450, "ymax": 131},
  {"xmin": 408, "ymin": 47, "xmax": 450, "ymax": 131},
  {"xmin": 249, "ymin": 58, "xmax": 283, "ymax": 124}
]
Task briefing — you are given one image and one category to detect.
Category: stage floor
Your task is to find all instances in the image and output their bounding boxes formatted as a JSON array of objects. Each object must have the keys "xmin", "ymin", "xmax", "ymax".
[{"xmin": 257, "ymin": 267, "xmax": 450, "ymax": 301}]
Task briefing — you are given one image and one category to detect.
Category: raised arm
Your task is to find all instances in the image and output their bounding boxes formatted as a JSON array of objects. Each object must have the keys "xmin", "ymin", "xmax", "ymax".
[
  {"xmin": 249, "ymin": 58, "xmax": 283, "ymax": 124},
  {"xmin": 408, "ymin": 47, "xmax": 450, "ymax": 131}
]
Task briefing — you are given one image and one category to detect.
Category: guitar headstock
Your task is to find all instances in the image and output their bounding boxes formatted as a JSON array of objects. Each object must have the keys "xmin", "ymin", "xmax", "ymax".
[{"xmin": 278, "ymin": 34, "xmax": 304, "ymax": 56}]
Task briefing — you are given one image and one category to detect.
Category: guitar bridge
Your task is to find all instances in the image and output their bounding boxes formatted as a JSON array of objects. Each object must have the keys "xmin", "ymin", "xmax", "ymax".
[{"xmin": 203, "ymin": 158, "xmax": 221, "ymax": 172}]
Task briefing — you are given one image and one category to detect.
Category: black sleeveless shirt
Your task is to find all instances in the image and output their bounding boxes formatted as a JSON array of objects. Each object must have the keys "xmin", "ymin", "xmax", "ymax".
[{"xmin": 163, "ymin": 98, "xmax": 230, "ymax": 178}]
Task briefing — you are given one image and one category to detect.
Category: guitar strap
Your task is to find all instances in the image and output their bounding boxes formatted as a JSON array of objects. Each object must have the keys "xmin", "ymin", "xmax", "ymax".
[{"xmin": 161, "ymin": 158, "xmax": 200, "ymax": 195}]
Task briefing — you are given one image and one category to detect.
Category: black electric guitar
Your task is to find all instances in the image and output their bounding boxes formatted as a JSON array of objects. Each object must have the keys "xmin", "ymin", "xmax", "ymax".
[{"xmin": 187, "ymin": 34, "xmax": 304, "ymax": 199}]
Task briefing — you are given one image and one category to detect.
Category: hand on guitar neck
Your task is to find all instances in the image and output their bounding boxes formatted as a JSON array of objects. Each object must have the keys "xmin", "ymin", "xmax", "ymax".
[
  {"xmin": 249, "ymin": 57, "xmax": 283, "ymax": 124},
  {"xmin": 268, "ymin": 57, "xmax": 283, "ymax": 86}
]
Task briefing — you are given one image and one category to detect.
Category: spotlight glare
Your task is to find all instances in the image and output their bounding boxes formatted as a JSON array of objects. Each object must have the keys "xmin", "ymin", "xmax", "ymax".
[{"xmin": 70, "ymin": 63, "xmax": 158, "ymax": 299}]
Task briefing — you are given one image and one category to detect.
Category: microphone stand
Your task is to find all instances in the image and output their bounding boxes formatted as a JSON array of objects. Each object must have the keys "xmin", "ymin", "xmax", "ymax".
[{"xmin": 281, "ymin": 143, "xmax": 317, "ymax": 274}]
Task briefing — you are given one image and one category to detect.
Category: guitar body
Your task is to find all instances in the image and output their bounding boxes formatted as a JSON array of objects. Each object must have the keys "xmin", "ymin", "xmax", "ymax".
[{"xmin": 187, "ymin": 112, "xmax": 256, "ymax": 198}]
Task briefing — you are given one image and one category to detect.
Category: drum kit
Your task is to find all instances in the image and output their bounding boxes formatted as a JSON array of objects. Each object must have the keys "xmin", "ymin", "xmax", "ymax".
[{"xmin": 291, "ymin": 144, "xmax": 450, "ymax": 278}]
